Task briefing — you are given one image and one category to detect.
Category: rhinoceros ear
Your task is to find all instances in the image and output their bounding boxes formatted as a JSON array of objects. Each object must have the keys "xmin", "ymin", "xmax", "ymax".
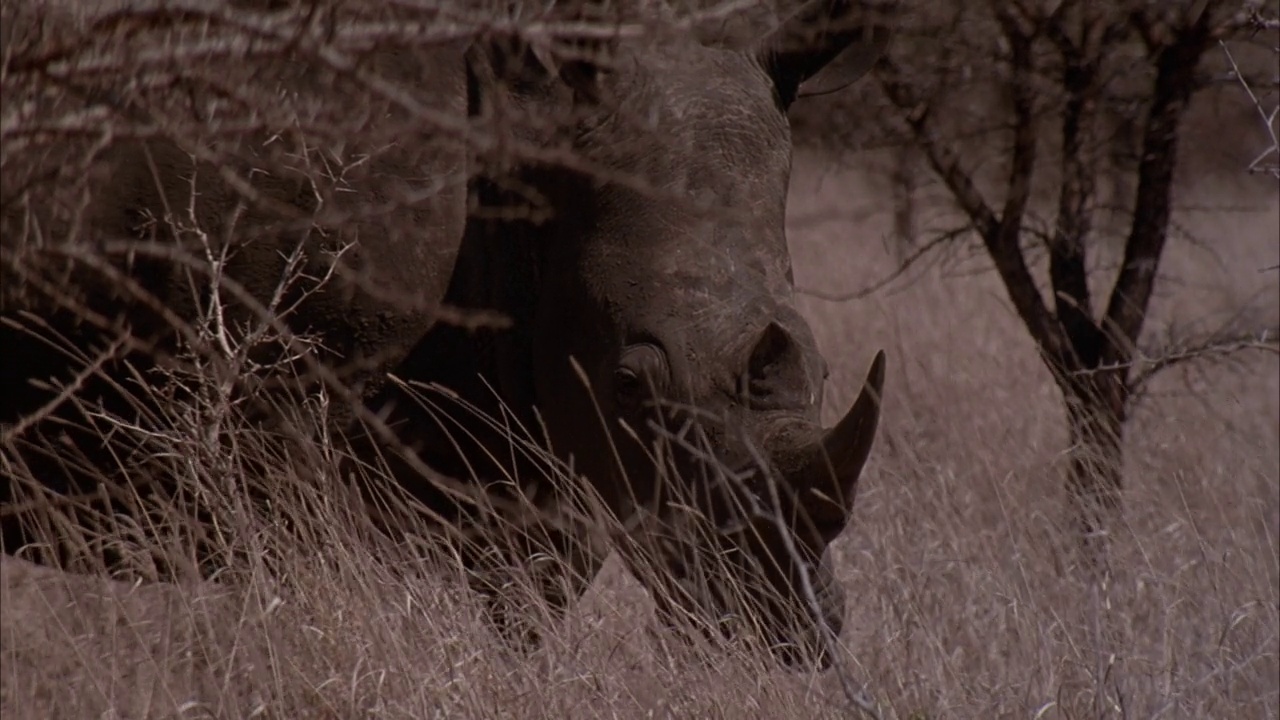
[{"xmin": 754, "ymin": 0, "xmax": 894, "ymax": 109}]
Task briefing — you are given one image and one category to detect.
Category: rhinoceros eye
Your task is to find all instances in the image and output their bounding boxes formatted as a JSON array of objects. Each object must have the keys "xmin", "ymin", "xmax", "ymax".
[
  {"xmin": 615, "ymin": 343, "xmax": 667, "ymax": 408},
  {"xmin": 614, "ymin": 367, "xmax": 643, "ymax": 398}
]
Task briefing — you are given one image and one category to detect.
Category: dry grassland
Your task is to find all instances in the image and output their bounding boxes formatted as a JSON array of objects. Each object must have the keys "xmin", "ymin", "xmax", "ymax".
[{"xmin": 2, "ymin": 147, "xmax": 1277, "ymax": 719}]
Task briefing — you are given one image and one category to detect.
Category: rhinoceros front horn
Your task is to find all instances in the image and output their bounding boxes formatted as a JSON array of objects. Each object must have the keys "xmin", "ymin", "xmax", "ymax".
[{"xmin": 799, "ymin": 350, "xmax": 886, "ymax": 542}]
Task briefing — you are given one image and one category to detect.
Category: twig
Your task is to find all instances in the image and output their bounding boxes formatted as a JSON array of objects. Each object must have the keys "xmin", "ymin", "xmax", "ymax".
[
  {"xmin": 796, "ymin": 228, "xmax": 964, "ymax": 302},
  {"xmin": 1219, "ymin": 38, "xmax": 1280, "ymax": 178},
  {"xmin": 1127, "ymin": 325, "xmax": 1279, "ymax": 400}
]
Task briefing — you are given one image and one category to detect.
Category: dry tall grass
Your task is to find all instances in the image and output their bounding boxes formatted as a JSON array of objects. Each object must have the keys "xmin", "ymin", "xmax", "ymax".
[
  {"xmin": 2, "ymin": 145, "xmax": 1275, "ymax": 718},
  {"xmin": 791, "ymin": 147, "xmax": 1278, "ymax": 718}
]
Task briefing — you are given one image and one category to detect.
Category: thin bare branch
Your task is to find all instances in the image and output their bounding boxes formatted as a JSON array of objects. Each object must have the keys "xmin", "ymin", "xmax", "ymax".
[
  {"xmin": 1219, "ymin": 38, "xmax": 1280, "ymax": 178},
  {"xmin": 796, "ymin": 227, "xmax": 965, "ymax": 302},
  {"xmin": 1127, "ymin": 324, "xmax": 1279, "ymax": 400},
  {"xmin": 875, "ymin": 55, "xmax": 1069, "ymax": 365}
]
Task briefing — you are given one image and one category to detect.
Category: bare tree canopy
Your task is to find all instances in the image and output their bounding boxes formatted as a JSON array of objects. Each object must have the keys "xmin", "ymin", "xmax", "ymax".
[{"xmin": 799, "ymin": 0, "xmax": 1279, "ymax": 563}]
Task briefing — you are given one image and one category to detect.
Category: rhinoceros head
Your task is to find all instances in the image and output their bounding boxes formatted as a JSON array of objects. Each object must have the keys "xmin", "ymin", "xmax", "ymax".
[{"xmin": 485, "ymin": 2, "xmax": 892, "ymax": 667}]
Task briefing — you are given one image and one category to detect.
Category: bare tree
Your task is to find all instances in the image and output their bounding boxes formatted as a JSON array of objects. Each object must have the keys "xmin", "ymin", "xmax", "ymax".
[{"xmin": 823, "ymin": 0, "xmax": 1279, "ymax": 563}]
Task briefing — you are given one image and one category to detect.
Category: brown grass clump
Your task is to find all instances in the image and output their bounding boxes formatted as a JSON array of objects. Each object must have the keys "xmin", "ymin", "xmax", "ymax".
[
  {"xmin": 2, "ymin": 2, "xmax": 1277, "ymax": 717},
  {"xmin": 2, "ymin": 147, "xmax": 1275, "ymax": 718},
  {"xmin": 791, "ymin": 151, "xmax": 1279, "ymax": 718}
]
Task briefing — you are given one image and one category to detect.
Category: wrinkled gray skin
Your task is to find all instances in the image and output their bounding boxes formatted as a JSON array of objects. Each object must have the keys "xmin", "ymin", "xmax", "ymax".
[
  {"xmin": 373, "ymin": 2, "xmax": 891, "ymax": 669},
  {"xmin": 2, "ymin": 1, "xmax": 890, "ymax": 671}
]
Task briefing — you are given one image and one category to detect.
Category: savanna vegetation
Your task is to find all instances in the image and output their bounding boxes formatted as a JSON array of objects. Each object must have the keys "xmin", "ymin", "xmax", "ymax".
[{"xmin": 2, "ymin": 1, "xmax": 1277, "ymax": 718}]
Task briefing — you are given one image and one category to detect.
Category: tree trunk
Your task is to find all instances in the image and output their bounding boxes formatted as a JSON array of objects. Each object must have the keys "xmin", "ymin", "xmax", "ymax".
[{"xmin": 1060, "ymin": 368, "xmax": 1128, "ymax": 570}]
